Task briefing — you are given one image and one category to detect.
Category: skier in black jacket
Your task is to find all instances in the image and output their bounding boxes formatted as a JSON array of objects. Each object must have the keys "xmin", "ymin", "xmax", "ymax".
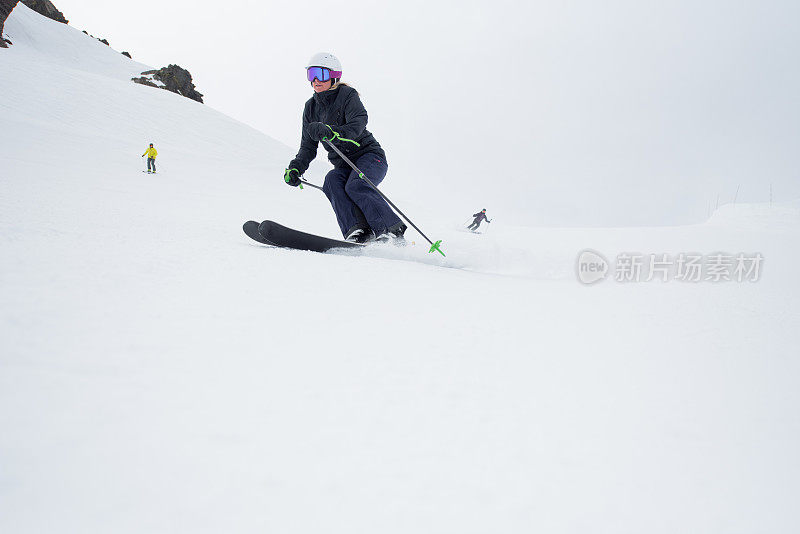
[
  {"xmin": 467, "ymin": 209, "xmax": 491, "ymax": 231},
  {"xmin": 283, "ymin": 52, "xmax": 406, "ymax": 243}
]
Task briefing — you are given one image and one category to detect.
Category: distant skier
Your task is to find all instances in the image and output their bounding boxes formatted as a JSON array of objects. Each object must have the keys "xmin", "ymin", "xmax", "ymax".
[
  {"xmin": 282, "ymin": 52, "xmax": 406, "ymax": 243},
  {"xmin": 467, "ymin": 209, "xmax": 491, "ymax": 231},
  {"xmin": 142, "ymin": 143, "xmax": 157, "ymax": 173}
]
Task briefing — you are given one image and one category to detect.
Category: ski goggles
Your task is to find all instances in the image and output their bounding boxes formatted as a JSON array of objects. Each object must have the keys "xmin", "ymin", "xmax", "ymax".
[{"xmin": 307, "ymin": 66, "xmax": 342, "ymax": 82}]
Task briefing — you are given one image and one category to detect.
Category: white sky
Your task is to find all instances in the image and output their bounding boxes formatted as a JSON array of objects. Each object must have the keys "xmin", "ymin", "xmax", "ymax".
[{"xmin": 51, "ymin": 0, "xmax": 800, "ymax": 225}]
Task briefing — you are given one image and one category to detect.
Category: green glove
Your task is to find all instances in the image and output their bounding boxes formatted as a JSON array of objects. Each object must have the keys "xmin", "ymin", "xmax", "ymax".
[{"xmin": 284, "ymin": 168, "xmax": 301, "ymax": 187}]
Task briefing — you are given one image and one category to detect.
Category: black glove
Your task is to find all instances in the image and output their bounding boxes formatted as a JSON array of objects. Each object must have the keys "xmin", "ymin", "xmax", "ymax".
[
  {"xmin": 307, "ymin": 122, "xmax": 336, "ymax": 142},
  {"xmin": 284, "ymin": 168, "xmax": 301, "ymax": 187}
]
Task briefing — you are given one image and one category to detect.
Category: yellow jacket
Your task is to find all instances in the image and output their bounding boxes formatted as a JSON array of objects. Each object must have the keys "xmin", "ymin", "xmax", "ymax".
[{"xmin": 143, "ymin": 147, "xmax": 158, "ymax": 158}]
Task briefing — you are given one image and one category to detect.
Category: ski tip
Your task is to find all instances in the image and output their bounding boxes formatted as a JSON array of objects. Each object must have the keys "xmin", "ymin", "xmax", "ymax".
[{"xmin": 243, "ymin": 220, "xmax": 273, "ymax": 246}]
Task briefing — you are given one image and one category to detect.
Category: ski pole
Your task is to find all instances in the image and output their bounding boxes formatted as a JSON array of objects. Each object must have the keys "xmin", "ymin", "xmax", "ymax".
[
  {"xmin": 323, "ymin": 140, "xmax": 445, "ymax": 256},
  {"xmin": 299, "ymin": 178, "xmax": 324, "ymax": 191}
]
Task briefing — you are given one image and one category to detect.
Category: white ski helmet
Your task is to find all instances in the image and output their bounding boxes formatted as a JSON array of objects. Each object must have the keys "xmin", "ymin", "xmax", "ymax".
[{"xmin": 306, "ymin": 52, "xmax": 342, "ymax": 82}]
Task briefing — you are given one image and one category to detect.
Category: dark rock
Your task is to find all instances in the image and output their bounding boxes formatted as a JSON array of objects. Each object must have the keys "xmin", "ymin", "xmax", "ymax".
[
  {"xmin": 131, "ymin": 76, "xmax": 160, "ymax": 89},
  {"xmin": 132, "ymin": 64, "xmax": 204, "ymax": 104},
  {"xmin": 0, "ymin": 0, "xmax": 20, "ymax": 47},
  {"xmin": 83, "ymin": 31, "xmax": 110, "ymax": 46},
  {"xmin": 21, "ymin": 0, "xmax": 67, "ymax": 24},
  {"xmin": 122, "ymin": 51, "xmax": 131, "ymax": 59}
]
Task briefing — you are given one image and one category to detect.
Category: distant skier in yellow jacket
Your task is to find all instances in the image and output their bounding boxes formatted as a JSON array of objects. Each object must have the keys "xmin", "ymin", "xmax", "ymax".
[{"xmin": 142, "ymin": 143, "xmax": 158, "ymax": 173}]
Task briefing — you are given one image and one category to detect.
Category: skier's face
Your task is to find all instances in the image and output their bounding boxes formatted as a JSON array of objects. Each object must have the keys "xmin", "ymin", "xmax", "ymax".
[{"xmin": 312, "ymin": 78, "xmax": 332, "ymax": 93}]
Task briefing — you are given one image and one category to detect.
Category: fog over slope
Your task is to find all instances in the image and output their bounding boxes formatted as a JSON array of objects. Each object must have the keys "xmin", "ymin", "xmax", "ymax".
[
  {"xmin": 52, "ymin": 0, "xmax": 800, "ymax": 226},
  {"xmin": 2, "ymin": 5, "xmax": 799, "ymax": 534}
]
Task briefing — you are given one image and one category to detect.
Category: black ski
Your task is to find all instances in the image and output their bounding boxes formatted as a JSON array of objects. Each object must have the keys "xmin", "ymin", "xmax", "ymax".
[
  {"xmin": 243, "ymin": 220, "xmax": 274, "ymax": 246},
  {"xmin": 257, "ymin": 220, "xmax": 364, "ymax": 254}
]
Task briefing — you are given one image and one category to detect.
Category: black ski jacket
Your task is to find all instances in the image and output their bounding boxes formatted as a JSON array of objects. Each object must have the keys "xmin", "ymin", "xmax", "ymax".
[
  {"xmin": 288, "ymin": 85, "xmax": 386, "ymax": 175},
  {"xmin": 473, "ymin": 212, "xmax": 490, "ymax": 223}
]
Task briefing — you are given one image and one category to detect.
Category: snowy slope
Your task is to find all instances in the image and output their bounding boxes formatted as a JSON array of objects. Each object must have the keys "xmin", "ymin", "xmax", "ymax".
[{"xmin": 2, "ymin": 5, "xmax": 800, "ymax": 533}]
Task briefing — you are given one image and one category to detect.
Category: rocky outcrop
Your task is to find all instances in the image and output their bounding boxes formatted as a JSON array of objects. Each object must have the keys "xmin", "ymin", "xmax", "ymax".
[
  {"xmin": 21, "ymin": 0, "xmax": 66, "ymax": 24},
  {"xmin": 0, "ymin": 0, "xmax": 20, "ymax": 47},
  {"xmin": 80, "ymin": 29, "xmax": 112, "ymax": 47},
  {"xmin": 132, "ymin": 64, "xmax": 204, "ymax": 104},
  {"xmin": 122, "ymin": 51, "xmax": 131, "ymax": 59},
  {"xmin": 131, "ymin": 73, "xmax": 160, "ymax": 89}
]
